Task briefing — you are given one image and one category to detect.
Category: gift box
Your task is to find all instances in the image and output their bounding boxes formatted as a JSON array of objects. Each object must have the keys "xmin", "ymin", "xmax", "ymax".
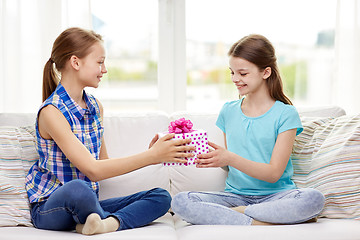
[{"xmin": 159, "ymin": 118, "xmax": 209, "ymax": 166}]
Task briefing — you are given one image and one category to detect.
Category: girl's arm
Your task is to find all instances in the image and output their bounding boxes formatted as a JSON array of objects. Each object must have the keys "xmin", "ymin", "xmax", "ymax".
[
  {"xmin": 99, "ymin": 136, "xmax": 109, "ymax": 160},
  {"xmin": 38, "ymin": 105, "xmax": 193, "ymax": 182},
  {"xmin": 196, "ymin": 129, "xmax": 297, "ymax": 183}
]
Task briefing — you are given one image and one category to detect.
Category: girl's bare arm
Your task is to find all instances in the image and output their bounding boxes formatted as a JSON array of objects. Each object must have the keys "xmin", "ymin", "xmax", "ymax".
[
  {"xmin": 38, "ymin": 104, "xmax": 193, "ymax": 182},
  {"xmin": 196, "ymin": 129, "xmax": 297, "ymax": 183}
]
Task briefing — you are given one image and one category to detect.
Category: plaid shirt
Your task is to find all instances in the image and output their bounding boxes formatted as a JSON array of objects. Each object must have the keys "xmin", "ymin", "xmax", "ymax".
[{"xmin": 25, "ymin": 83, "xmax": 104, "ymax": 203}]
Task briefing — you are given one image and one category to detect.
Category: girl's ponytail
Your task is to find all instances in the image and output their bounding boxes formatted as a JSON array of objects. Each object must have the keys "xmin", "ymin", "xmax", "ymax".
[{"xmin": 42, "ymin": 58, "xmax": 58, "ymax": 102}]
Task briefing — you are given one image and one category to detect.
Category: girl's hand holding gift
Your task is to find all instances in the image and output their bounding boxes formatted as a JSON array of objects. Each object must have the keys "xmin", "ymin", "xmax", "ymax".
[
  {"xmin": 160, "ymin": 118, "xmax": 209, "ymax": 166},
  {"xmin": 148, "ymin": 133, "xmax": 195, "ymax": 165},
  {"xmin": 196, "ymin": 141, "xmax": 234, "ymax": 168}
]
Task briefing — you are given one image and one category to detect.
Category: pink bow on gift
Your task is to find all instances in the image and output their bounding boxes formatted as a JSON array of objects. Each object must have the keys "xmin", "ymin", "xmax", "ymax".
[{"xmin": 168, "ymin": 118, "xmax": 194, "ymax": 134}]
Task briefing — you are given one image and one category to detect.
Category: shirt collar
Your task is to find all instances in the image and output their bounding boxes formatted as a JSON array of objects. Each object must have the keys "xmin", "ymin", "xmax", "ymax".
[{"xmin": 55, "ymin": 83, "xmax": 97, "ymax": 120}]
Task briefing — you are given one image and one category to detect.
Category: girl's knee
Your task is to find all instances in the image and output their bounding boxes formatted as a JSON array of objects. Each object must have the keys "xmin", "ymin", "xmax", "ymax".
[
  {"xmin": 148, "ymin": 188, "xmax": 172, "ymax": 213},
  {"xmin": 150, "ymin": 188, "xmax": 171, "ymax": 199},
  {"xmin": 171, "ymin": 192, "xmax": 191, "ymax": 215},
  {"xmin": 301, "ymin": 188, "xmax": 325, "ymax": 215},
  {"xmin": 308, "ymin": 189, "xmax": 325, "ymax": 211},
  {"xmin": 149, "ymin": 188, "xmax": 171, "ymax": 203},
  {"xmin": 63, "ymin": 179, "xmax": 89, "ymax": 190},
  {"xmin": 61, "ymin": 180, "xmax": 97, "ymax": 204}
]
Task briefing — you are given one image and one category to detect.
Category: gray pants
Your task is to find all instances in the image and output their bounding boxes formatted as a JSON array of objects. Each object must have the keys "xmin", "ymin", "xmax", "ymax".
[{"xmin": 171, "ymin": 188, "xmax": 325, "ymax": 225}]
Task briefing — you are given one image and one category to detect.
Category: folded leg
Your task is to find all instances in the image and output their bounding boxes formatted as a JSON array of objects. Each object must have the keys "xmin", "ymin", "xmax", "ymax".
[{"xmin": 171, "ymin": 191, "xmax": 253, "ymax": 225}]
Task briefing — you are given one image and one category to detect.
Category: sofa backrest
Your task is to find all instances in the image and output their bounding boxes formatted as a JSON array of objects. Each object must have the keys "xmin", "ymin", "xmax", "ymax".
[
  {"xmin": 99, "ymin": 112, "xmax": 171, "ymax": 200},
  {"xmin": 1, "ymin": 105, "xmax": 359, "ymax": 225},
  {"xmin": 0, "ymin": 105, "xmax": 347, "ymax": 201}
]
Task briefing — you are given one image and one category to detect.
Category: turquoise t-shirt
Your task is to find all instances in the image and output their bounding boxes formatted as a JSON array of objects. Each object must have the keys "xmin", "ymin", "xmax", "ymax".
[{"xmin": 216, "ymin": 98, "xmax": 303, "ymax": 196}]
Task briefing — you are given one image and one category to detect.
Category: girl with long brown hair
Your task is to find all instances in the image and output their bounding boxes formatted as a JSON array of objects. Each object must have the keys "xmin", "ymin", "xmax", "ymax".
[
  {"xmin": 25, "ymin": 27, "xmax": 194, "ymax": 235},
  {"xmin": 171, "ymin": 34, "xmax": 325, "ymax": 225}
]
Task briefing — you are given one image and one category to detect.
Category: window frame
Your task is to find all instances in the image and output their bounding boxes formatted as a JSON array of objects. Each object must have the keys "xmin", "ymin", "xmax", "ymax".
[{"xmin": 157, "ymin": 0, "xmax": 186, "ymax": 113}]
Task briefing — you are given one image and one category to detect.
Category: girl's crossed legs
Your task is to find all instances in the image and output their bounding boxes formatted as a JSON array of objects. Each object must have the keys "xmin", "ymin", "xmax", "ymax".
[
  {"xmin": 30, "ymin": 179, "xmax": 171, "ymax": 234},
  {"xmin": 171, "ymin": 188, "xmax": 325, "ymax": 225}
]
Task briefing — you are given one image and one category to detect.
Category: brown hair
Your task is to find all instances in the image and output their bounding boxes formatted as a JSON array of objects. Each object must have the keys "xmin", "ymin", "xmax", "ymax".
[
  {"xmin": 42, "ymin": 27, "xmax": 103, "ymax": 101},
  {"xmin": 228, "ymin": 34, "xmax": 292, "ymax": 105}
]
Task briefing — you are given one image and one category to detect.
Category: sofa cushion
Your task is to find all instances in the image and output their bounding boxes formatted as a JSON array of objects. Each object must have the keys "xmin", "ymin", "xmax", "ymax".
[
  {"xmin": 292, "ymin": 115, "xmax": 360, "ymax": 219},
  {"xmin": 99, "ymin": 112, "xmax": 171, "ymax": 199},
  {"xmin": 0, "ymin": 126, "xmax": 38, "ymax": 227},
  {"xmin": 297, "ymin": 105, "xmax": 346, "ymax": 118},
  {"xmin": 167, "ymin": 112, "xmax": 228, "ymax": 196},
  {"xmin": 0, "ymin": 213, "xmax": 178, "ymax": 240},
  {"xmin": 174, "ymin": 217, "xmax": 360, "ymax": 240},
  {"xmin": 0, "ymin": 113, "xmax": 37, "ymax": 127}
]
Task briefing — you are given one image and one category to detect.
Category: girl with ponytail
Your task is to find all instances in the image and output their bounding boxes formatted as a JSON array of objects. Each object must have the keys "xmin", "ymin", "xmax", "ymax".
[
  {"xmin": 25, "ymin": 27, "xmax": 194, "ymax": 235},
  {"xmin": 171, "ymin": 34, "xmax": 325, "ymax": 226}
]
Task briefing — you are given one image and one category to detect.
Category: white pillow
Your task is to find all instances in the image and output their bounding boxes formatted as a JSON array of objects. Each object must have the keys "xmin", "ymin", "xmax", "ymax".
[
  {"xmin": 292, "ymin": 115, "xmax": 360, "ymax": 219},
  {"xmin": 168, "ymin": 165, "xmax": 227, "ymax": 196},
  {"xmin": 0, "ymin": 126, "xmax": 38, "ymax": 227},
  {"xmin": 99, "ymin": 112, "xmax": 171, "ymax": 199},
  {"xmin": 167, "ymin": 112, "xmax": 228, "ymax": 196}
]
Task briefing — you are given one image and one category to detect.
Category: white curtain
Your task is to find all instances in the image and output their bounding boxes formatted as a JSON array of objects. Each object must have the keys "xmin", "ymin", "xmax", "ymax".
[
  {"xmin": 1, "ymin": 0, "xmax": 360, "ymax": 115},
  {"xmin": 0, "ymin": 0, "xmax": 91, "ymax": 113},
  {"xmin": 334, "ymin": 0, "xmax": 360, "ymax": 115}
]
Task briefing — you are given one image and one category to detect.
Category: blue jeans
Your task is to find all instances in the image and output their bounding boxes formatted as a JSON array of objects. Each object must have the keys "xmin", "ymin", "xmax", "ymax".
[
  {"xmin": 30, "ymin": 179, "xmax": 171, "ymax": 231},
  {"xmin": 171, "ymin": 188, "xmax": 325, "ymax": 225}
]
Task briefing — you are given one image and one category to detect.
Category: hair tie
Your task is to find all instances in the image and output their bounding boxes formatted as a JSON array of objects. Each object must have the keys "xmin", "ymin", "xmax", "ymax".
[{"xmin": 49, "ymin": 58, "xmax": 54, "ymax": 63}]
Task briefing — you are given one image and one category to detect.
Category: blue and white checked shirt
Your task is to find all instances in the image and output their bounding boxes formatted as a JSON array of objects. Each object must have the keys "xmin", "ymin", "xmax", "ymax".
[{"xmin": 25, "ymin": 83, "xmax": 104, "ymax": 203}]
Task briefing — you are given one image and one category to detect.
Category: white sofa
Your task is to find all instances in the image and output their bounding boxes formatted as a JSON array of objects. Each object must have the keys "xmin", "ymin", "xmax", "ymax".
[{"xmin": 0, "ymin": 106, "xmax": 360, "ymax": 240}]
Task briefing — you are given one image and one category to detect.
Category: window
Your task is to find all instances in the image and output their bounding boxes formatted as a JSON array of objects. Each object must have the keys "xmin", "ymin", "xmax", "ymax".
[
  {"xmin": 2, "ymin": 0, "xmax": 359, "ymax": 114},
  {"xmin": 185, "ymin": 0, "xmax": 337, "ymax": 113},
  {"xmin": 89, "ymin": 0, "xmax": 338, "ymax": 114},
  {"xmin": 90, "ymin": 0, "xmax": 159, "ymax": 112}
]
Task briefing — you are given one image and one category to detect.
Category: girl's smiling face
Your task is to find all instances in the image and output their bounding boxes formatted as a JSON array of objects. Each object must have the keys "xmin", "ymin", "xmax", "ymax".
[
  {"xmin": 78, "ymin": 42, "xmax": 107, "ymax": 89},
  {"xmin": 229, "ymin": 56, "xmax": 270, "ymax": 96}
]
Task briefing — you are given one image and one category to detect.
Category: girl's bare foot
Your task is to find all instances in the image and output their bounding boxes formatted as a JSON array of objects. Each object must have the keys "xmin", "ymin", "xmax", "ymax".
[
  {"xmin": 231, "ymin": 206, "xmax": 246, "ymax": 214},
  {"xmin": 231, "ymin": 206, "xmax": 272, "ymax": 225}
]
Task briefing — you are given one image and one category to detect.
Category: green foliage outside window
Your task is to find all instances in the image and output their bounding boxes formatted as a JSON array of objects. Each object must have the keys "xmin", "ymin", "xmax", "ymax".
[
  {"xmin": 103, "ymin": 59, "xmax": 307, "ymax": 101},
  {"xmin": 280, "ymin": 61, "xmax": 307, "ymax": 99},
  {"xmin": 186, "ymin": 61, "xmax": 307, "ymax": 100},
  {"xmin": 104, "ymin": 60, "xmax": 157, "ymax": 83}
]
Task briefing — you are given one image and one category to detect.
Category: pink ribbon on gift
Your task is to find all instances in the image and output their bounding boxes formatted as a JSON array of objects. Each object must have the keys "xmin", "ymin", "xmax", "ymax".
[{"xmin": 168, "ymin": 118, "xmax": 194, "ymax": 134}]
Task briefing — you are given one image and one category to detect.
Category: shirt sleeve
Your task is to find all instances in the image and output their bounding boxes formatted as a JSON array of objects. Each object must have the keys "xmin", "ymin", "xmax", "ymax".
[
  {"xmin": 278, "ymin": 105, "xmax": 303, "ymax": 136},
  {"xmin": 216, "ymin": 102, "xmax": 228, "ymax": 133}
]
